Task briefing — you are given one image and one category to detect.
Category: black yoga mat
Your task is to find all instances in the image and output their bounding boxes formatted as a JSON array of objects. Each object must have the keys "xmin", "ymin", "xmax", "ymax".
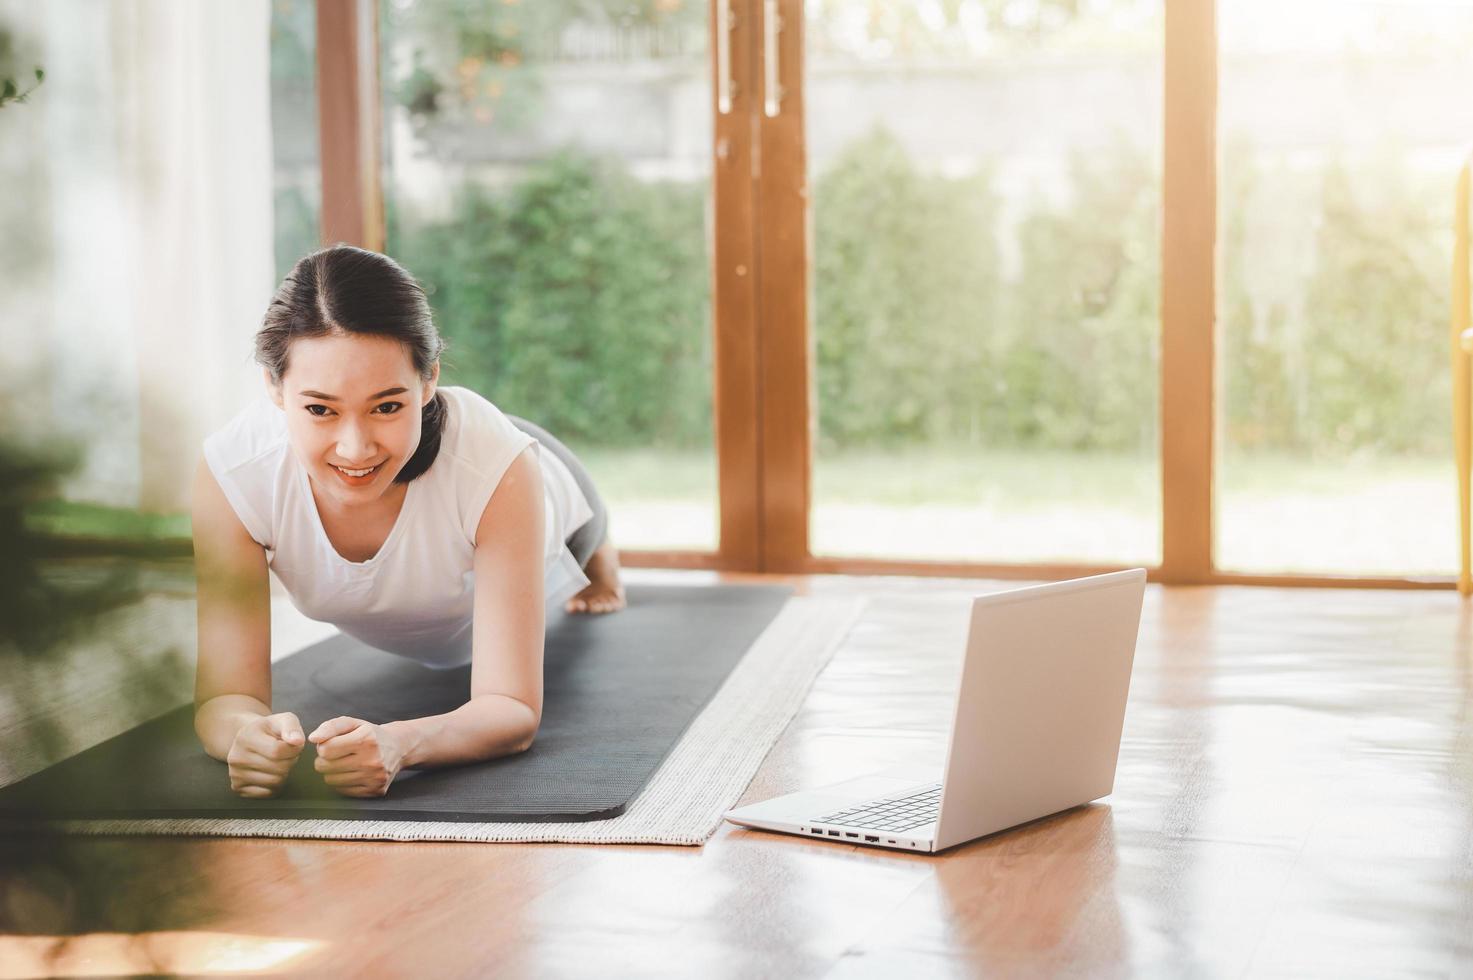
[{"xmin": 0, "ymin": 583, "xmax": 793, "ymax": 823}]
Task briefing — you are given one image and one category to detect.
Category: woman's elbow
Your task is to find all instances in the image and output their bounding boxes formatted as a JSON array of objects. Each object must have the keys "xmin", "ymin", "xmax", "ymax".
[{"xmin": 514, "ymin": 721, "xmax": 540, "ymax": 754}]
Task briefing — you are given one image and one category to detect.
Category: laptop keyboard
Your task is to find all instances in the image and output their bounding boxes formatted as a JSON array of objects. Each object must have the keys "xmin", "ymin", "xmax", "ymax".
[{"xmin": 816, "ymin": 782, "xmax": 942, "ymax": 833}]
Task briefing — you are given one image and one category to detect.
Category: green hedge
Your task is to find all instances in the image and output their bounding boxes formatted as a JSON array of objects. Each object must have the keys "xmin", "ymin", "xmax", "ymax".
[
  {"xmin": 391, "ymin": 152, "xmax": 712, "ymax": 449},
  {"xmin": 1221, "ymin": 144, "xmax": 1449, "ymax": 458}
]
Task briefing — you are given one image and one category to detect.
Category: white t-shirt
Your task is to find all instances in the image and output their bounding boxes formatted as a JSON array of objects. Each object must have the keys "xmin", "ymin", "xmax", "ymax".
[{"xmin": 201, "ymin": 385, "xmax": 594, "ymax": 669}]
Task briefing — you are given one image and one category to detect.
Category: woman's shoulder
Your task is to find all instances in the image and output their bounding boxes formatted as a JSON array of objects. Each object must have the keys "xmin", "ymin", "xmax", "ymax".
[
  {"xmin": 436, "ymin": 386, "xmax": 533, "ymax": 472},
  {"xmin": 434, "ymin": 387, "xmax": 537, "ymax": 542},
  {"xmin": 437, "ymin": 384, "xmax": 507, "ymax": 418},
  {"xmin": 200, "ymin": 395, "xmax": 288, "ymax": 550},
  {"xmin": 202, "ymin": 394, "xmax": 288, "ymax": 473}
]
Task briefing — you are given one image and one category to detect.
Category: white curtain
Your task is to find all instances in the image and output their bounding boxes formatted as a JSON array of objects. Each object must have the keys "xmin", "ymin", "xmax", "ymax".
[{"xmin": 0, "ymin": 0, "xmax": 275, "ymax": 512}]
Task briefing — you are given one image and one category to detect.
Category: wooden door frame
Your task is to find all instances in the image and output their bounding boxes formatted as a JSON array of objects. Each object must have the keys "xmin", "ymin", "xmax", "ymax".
[
  {"xmin": 707, "ymin": 0, "xmax": 764, "ymax": 572},
  {"xmin": 752, "ymin": 0, "xmax": 811, "ymax": 574},
  {"xmin": 1158, "ymin": 0, "xmax": 1216, "ymax": 585}
]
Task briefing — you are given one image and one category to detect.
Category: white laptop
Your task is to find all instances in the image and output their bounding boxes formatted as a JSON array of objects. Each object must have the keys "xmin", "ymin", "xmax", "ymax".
[{"xmin": 723, "ymin": 568, "xmax": 1147, "ymax": 853}]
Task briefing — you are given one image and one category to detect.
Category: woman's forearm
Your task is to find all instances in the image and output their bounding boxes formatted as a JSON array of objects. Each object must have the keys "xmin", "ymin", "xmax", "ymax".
[
  {"xmin": 195, "ymin": 693, "xmax": 271, "ymax": 761},
  {"xmin": 385, "ymin": 694, "xmax": 538, "ymax": 769}
]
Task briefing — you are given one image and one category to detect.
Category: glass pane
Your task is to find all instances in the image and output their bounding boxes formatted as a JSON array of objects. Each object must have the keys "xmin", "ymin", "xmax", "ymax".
[
  {"xmin": 1217, "ymin": 1, "xmax": 1473, "ymax": 576},
  {"xmin": 380, "ymin": 0, "xmax": 716, "ymax": 552},
  {"xmin": 806, "ymin": 1, "xmax": 1163, "ymax": 565},
  {"xmin": 271, "ymin": 0, "xmax": 322, "ymax": 281}
]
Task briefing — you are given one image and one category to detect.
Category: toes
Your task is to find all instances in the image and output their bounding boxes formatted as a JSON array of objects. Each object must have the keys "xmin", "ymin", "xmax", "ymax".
[
  {"xmin": 590, "ymin": 594, "xmax": 624, "ymax": 614},
  {"xmin": 566, "ymin": 589, "xmax": 627, "ymax": 615}
]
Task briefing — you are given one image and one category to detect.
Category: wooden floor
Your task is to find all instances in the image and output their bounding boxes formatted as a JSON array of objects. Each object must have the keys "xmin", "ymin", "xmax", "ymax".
[{"xmin": 3, "ymin": 569, "xmax": 1472, "ymax": 978}]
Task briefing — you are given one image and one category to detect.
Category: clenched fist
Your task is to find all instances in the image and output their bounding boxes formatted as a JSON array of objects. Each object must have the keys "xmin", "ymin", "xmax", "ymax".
[
  {"xmin": 308, "ymin": 716, "xmax": 409, "ymax": 798},
  {"xmin": 226, "ymin": 712, "xmax": 305, "ymax": 798}
]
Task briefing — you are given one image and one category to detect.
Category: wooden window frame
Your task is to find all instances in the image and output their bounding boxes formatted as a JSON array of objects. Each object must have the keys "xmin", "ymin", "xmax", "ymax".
[
  {"xmin": 316, "ymin": 0, "xmax": 383, "ymax": 253},
  {"xmin": 314, "ymin": 0, "xmax": 1453, "ymax": 591}
]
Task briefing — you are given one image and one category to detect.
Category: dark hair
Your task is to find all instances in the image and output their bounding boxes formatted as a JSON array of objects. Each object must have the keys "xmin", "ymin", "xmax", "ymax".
[{"xmin": 256, "ymin": 244, "xmax": 447, "ymax": 484}]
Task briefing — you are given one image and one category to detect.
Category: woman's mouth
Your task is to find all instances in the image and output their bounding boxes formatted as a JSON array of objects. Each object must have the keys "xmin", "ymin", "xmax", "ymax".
[{"xmin": 329, "ymin": 461, "xmax": 384, "ymax": 485}]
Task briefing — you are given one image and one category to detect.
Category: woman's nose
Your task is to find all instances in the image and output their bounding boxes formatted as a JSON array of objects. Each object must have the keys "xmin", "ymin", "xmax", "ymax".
[{"xmin": 335, "ymin": 421, "xmax": 378, "ymax": 463}]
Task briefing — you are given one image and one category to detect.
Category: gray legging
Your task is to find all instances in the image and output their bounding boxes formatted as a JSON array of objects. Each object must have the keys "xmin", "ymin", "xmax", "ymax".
[{"xmin": 505, "ymin": 415, "xmax": 609, "ymax": 570}]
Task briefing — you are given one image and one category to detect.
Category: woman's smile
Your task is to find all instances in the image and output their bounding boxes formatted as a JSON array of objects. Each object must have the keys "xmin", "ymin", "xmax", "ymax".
[{"xmin": 329, "ymin": 460, "xmax": 385, "ymax": 486}]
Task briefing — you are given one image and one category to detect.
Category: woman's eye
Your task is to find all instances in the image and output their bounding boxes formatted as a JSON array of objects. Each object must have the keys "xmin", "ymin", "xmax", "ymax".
[
  {"xmin": 374, "ymin": 402, "xmax": 404, "ymax": 415},
  {"xmin": 306, "ymin": 404, "xmax": 331, "ymax": 417}
]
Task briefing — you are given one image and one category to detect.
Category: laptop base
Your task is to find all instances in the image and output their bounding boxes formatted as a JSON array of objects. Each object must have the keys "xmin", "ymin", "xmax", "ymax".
[{"xmin": 723, "ymin": 763, "xmax": 941, "ymax": 852}]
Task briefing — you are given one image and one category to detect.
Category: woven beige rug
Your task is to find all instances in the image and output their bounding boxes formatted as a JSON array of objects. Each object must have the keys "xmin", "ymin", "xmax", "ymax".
[{"xmin": 49, "ymin": 595, "xmax": 865, "ymax": 845}]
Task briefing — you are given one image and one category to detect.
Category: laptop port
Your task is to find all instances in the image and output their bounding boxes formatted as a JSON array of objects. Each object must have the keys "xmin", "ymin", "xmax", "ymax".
[
  {"xmin": 827, "ymin": 830, "xmax": 840, "ymax": 837},
  {"xmin": 864, "ymin": 835, "xmax": 879, "ymax": 842},
  {"xmin": 844, "ymin": 832, "xmax": 858, "ymax": 838},
  {"xmin": 887, "ymin": 840, "xmax": 896, "ymax": 844},
  {"xmin": 810, "ymin": 829, "xmax": 822, "ymax": 835}
]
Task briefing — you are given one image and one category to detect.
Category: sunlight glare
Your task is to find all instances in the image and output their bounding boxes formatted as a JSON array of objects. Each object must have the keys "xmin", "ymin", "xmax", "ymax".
[{"xmin": 0, "ymin": 931, "xmax": 325, "ymax": 979}]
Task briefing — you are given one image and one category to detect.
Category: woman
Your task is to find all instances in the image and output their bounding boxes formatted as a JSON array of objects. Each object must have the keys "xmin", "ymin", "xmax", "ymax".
[{"xmin": 191, "ymin": 244, "xmax": 625, "ymax": 800}]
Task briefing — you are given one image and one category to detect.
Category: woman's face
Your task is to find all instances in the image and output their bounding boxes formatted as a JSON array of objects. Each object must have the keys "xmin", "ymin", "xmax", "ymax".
[{"xmin": 268, "ymin": 332, "xmax": 438, "ymax": 510}]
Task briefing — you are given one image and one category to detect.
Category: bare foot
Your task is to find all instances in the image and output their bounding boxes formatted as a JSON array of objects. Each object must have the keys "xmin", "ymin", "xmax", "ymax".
[{"xmin": 565, "ymin": 541, "xmax": 627, "ymax": 615}]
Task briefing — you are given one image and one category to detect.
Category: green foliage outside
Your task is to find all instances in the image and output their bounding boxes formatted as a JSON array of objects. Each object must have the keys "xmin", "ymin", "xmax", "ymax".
[
  {"xmin": 273, "ymin": 180, "xmax": 319, "ymax": 287},
  {"xmin": 0, "ymin": 22, "xmax": 44, "ymax": 109},
  {"xmin": 812, "ymin": 129, "xmax": 1005, "ymax": 449},
  {"xmin": 1221, "ymin": 141, "xmax": 1450, "ymax": 459},
  {"xmin": 351, "ymin": 122, "xmax": 1449, "ymax": 460},
  {"xmin": 389, "ymin": 153, "xmax": 713, "ymax": 448}
]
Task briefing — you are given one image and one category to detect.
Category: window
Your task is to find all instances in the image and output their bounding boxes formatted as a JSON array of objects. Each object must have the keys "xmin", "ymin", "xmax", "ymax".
[
  {"xmin": 1215, "ymin": 0, "xmax": 1473, "ymax": 576},
  {"xmin": 807, "ymin": 1, "xmax": 1164, "ymax": 566}
]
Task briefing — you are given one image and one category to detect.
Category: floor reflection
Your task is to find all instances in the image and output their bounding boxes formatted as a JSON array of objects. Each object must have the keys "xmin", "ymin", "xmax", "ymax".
[{"xmin": 0, "ymin": 930, "xmax": 325, "ymax": 978}]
